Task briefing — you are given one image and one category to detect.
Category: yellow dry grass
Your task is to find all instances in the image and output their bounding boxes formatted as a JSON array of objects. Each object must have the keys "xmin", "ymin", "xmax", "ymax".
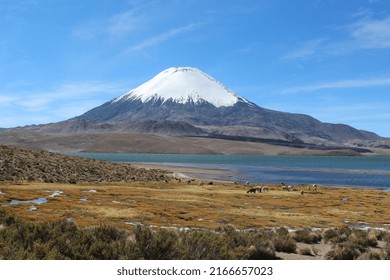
[{"xmin": 0, "ymin": 181, "xmax": 389, "ymax": 230}]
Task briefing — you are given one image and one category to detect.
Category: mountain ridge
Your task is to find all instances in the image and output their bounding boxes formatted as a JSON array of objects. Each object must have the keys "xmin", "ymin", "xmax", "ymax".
[
  {"xmin": 77, "ymin": 66, "xmax": 380, "ymax": 143},
  {"xmin": 1, "ymin": 66, "xmax": 388, "ymax": 154}
]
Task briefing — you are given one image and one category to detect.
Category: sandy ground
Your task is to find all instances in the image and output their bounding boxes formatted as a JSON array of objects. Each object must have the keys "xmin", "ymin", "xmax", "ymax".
[{"xmin": 133, "ymin": 163, "xmax": 241, "ymax": 183}]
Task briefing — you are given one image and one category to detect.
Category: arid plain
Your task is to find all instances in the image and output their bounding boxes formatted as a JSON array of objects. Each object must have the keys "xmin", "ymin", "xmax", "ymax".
[{"xmin": 1, "ymin": 179, "xmax": 389, "ymax": 230}]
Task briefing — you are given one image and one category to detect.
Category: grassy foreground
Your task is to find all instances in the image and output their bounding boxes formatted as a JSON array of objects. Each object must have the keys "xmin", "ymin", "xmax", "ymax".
[
  {"xmin": 1, "ymin": 181, "xmax": 389, "ymax": 229},
  {"xmin": 1, "ymin": 181, "xmax": 390, "ymax": 259}
]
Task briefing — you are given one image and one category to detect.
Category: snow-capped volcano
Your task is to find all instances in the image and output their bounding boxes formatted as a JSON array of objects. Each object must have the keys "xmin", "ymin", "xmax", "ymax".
[
  {"xmin": 113, "ymin": 67, "xmax": 250, "ymax": 107},
  {"xmin": 74, "ymin": 66, "xmax": 380, "ymax": 143}
]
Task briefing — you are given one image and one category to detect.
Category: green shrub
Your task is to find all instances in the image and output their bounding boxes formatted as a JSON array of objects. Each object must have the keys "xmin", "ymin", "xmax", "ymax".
[
  {"xmin": 133, "ymin": 227, "xmax": 181, "ymax": 260},
  {"xmin": 350, "ymin": 229, "xmax": 378, "ymax": 248},
  {"xmin": 271, "ymin": 227, "xmax": 297, "ymax": 253},
  {"xmin": 357, "ymin": 250, "xmax": 382, "ymax": 260},
  {"xmin": 292, "ymin": 228, "xmax": 322, "ymax": 244},
  {"xmin": 325, "ymin": 241, "xmax": 364, "ymax": 260},
  {"xmin": 246, "ymin": 240, "xmax": 276, "ymax": 260},
  {"xmin": 323, "ymin": 227, "xmax": 351, "ymax": 244},
  {"xmin": 383, "ymin": 239, "xmax": 390, "ymax": 260},
  {"xmin": 180, "ymin": 230, "xmax": 231, "ymax": 259}
]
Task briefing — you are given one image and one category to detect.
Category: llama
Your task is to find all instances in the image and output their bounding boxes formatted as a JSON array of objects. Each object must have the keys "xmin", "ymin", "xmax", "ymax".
[
  {"xmin": 282, "ymin": 185, "xmax": 289, "ymax": 191},
  {"xmin": 282, "ymin": 185, "xmax": 294, "ymax": 191},
  {"xmin": 287, "ymin": 185, "xmax": 295, "ymax": 192},
  {"xmin": 307, "ymin": 184, "xmax": 317, "ymax": 192},
  {"xmin": 247, "ymin": 188, "xmax": 257, "ymax": 194}
]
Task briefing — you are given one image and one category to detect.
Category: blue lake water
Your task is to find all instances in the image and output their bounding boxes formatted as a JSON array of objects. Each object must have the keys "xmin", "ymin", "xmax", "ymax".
[{"xmin": 71, "ymin": 153, "xmax": 390, "ymax": 190}]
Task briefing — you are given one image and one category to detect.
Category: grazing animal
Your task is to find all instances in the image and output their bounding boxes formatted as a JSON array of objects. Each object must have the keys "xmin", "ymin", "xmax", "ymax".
[
  {"xmin": 308, "ymin": 184, "xmax": 317, "ymax": 192},
  {"xmin": 282, "ymin": 185, "xmax": 289, "ymax": 191},
  {"xmin": 198, "ymin": 181, "xmax": 204, "ymax": 187},
  {"xmin": 287, "ymin": 185, "xmax": 295, "ymax": 191},
  {"xmin": 261, "ymin": 186, "xmax": 269, "ymax": 193},
  {"xmin": 247, "ymin": 188, "xmax": 257, "ymax": 194},
  {"xmin": 255, "ymin": 187, "xmax": 262, "ymax": 193},
  {"xmin": 282, "ymin": 185, "xmax": 294, "ymax": 191}
]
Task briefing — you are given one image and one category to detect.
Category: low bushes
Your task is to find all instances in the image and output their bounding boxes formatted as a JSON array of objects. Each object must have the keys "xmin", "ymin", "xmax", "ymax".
[
  {"xmin": 0, "ymin": 210, "xmax": 278, "ymax": 260},
  {"xmin": 1, "ymin": 209, "xmax": 389, "ymax": 260}
]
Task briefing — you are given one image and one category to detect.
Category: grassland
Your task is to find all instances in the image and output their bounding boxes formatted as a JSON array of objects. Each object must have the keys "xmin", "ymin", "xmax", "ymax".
[
  {"xmin": 1, "ymin": 180, "xmax": 390, "ymax": 260},
  {"xmin": 1, "ymin": 180, "xmax": 389, "ymax": 230}
]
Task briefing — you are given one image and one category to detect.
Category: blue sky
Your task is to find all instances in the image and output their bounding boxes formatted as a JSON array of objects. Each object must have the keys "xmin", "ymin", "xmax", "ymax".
[{"xmin": 1, "ymin": 0, "xmax": 390, "ymax": 137}]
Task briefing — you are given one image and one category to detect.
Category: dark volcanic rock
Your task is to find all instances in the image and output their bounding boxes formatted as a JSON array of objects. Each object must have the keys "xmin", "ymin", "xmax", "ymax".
[{"xmin": 78, "ymin": 97, "xmax": 380, "ymax": 142}]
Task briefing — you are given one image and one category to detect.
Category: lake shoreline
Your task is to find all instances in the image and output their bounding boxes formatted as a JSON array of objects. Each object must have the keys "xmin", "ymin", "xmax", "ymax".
[
  {"xmin": 132, "ymin": 162, "xmax": 390, "ymax": 191},
  {"xmin": 71, "ymin": 153, "xmax": 390, "ymax": 190}
]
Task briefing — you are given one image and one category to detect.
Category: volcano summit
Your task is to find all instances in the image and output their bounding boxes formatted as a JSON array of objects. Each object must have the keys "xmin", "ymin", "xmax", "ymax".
[
  {"xmin": 1, "ymin": 66, "xmax": 387, "ymax": 154},
  {"xmin": 78, "ymin": 66, "xmax": 255, "ymax": 125},
  {"xmin": 77, "ymin": 67, "xmax": 378, "ymax": 142},
  {"xmin": 114, "ymin": 67, "xmax": 250, "ymax": 107}
]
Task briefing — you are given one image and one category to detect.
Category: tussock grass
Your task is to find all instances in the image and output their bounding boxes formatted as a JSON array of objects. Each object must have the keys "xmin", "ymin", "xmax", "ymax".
[{"xmin": 0, "ymin": 182, "xmax": 389, "ymax": 230}]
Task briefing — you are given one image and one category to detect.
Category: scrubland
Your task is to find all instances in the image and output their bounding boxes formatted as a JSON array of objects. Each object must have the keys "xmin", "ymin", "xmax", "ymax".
[{"xmin": 1, "ymin": 180, "xmax": 389, "ymax": 259}]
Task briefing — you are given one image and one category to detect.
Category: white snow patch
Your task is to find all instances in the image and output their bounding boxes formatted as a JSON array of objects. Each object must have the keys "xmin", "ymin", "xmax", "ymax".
[{"xmin": 113, "ymin": 67, "xmax": 250, "ymax": 107}]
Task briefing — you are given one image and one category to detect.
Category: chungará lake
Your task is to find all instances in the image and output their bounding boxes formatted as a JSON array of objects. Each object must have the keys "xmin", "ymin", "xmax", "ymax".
[{"xmin": 71, "ymin": 153, "xmax": 390, "ymax": 190}]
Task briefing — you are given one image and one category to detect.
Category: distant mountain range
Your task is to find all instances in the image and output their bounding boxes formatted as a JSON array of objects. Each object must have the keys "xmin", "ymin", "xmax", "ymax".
[{"xmin": 1, "ymin": 67, "xmax": 389, "ymax": 154}]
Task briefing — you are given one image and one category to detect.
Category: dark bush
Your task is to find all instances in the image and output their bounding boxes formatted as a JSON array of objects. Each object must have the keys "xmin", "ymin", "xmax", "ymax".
[
  {"xmin": 273, "ymin": 227, "xmax": 297, "ymax": 253},
  {"xmin": 325, "ymin": 241, "xmax": 364, "ymax": 260},
  {"xmin": 322, "ymin": 227, "xmax": 351, "ymax": 244},
  {"xmin": 292, "ymin": 228, "xmax": 322, "ymax": 244}
]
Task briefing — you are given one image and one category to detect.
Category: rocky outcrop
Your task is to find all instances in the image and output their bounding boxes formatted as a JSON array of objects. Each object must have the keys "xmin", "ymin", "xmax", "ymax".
[{"xmin": 0, "ymin": 145, "xmax": 170, "ymax": 183}]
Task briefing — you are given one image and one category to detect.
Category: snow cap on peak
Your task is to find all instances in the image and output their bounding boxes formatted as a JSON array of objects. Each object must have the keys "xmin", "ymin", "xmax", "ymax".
[{"xmin": 114, "ymin": 66, "xmax": 250, "ymax": 107}]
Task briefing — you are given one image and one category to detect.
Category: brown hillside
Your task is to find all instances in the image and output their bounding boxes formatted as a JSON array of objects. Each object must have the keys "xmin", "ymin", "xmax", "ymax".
[{"xmin": 0, "ymin": 145, "xmax": 170, "ymax": 183}]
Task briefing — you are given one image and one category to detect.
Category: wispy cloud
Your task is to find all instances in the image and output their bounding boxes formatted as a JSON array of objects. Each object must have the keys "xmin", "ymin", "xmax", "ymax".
[
  {"xmin": 106, "ymin": 11, "xmax": 144, "ymax": 36},
  {"xmin": 126, "ymin": 22, "xmax": 203, "ymax": 52},
  {"xmin": 283, "ymin": 77, "xmax": 390, "ymax": 94},
  {"xmin": 347, "ymin": 16, "xmax": 390, "ymax": 49},
  {"xmin": 0, "ymin": 95, "xmax": 17, "ymax": 105},
  {"xmin": 0, "ymin": 81, "xmax": 128, "ymax": 126},
  {"xmin": 283, "ymin": 39, "xmax": 327, "ymax": 60},
  {"xmin": 72, "ymin": 10, "xmax": 144, "ymax": 40},
  {"xmin": 284, "ymin": 15, "xmax": 390, "ymax": 60}
]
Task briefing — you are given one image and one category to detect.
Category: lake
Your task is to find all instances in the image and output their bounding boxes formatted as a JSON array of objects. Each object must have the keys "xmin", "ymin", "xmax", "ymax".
[{"xmin": 70, "ymin": 153, "xmax": 390, "ymax": 190}]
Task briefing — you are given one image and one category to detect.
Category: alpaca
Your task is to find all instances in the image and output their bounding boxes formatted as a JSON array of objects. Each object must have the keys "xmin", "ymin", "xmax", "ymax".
[{"xmin": 247, "ymin": 188, "xmax": 257, "ymax": 194}]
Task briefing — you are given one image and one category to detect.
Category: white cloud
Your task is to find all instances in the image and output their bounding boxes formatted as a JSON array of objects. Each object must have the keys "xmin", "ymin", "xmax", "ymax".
[
  {"xmin": 283, "ymin": 39, "xmax": 327, "ymax": 60},
  {"xmin": 72, "ymin": 10, "xmax": 144, "ymax": 40},
  {"xmin": 348, "ymin": 16, "xmax": 390, "ymax": 49},
  {"xmin": 127, "ymin": 22, "xmax": 203, "ymax": 52},
  {"xmin": 0, "ymin": 81, "xmax": 128, "ymax": 121},
  {"xmin": 282, "ymin": 77, "xmax": 390, "ymax": 94},
  {"xmin": 106, "ymin": 11, "xmax": 144, "ymax": 36},
  {"xmin": 0, "ymin": 95, "xmax": 17, "ymax": 105},
  {"xmin": 284, "ymin": 15, "xmax": 390, "ymax": 60}
]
